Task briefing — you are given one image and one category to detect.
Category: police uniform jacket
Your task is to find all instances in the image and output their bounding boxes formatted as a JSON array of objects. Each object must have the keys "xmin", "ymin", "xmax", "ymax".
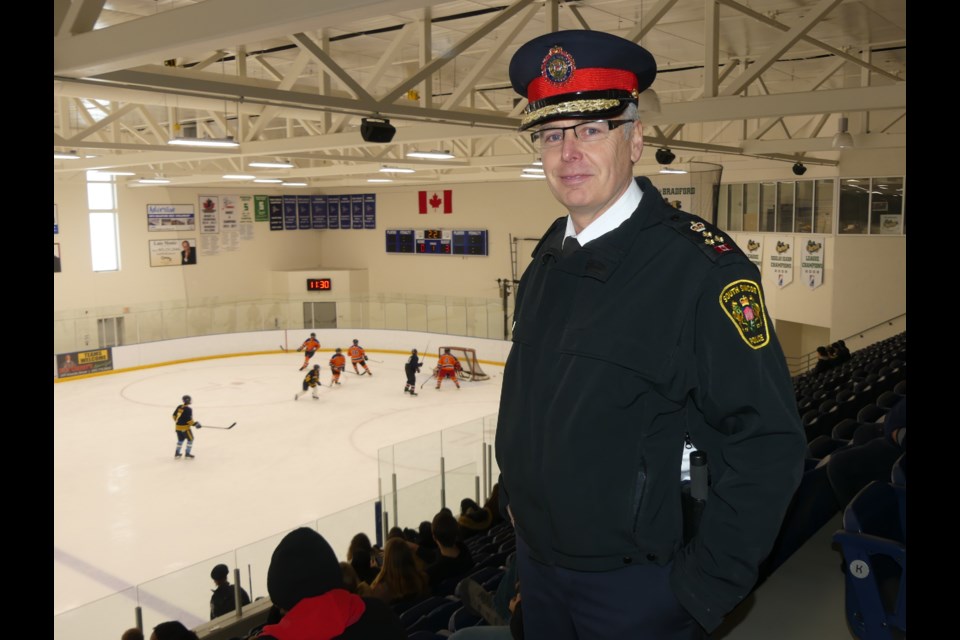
[{"xmin": 495, "ymin": 176, "xmax": 806, "ymax": 632}]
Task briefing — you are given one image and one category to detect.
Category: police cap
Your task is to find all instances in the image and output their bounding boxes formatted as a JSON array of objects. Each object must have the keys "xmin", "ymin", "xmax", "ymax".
[{"xmin": 509, "ymin": 30, "xmax": 657, "ymax": 132}]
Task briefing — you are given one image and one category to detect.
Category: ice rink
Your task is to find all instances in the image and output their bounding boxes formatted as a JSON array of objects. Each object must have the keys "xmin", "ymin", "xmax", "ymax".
[{"xmin": 53, "ymin": 348, "xmax": 505, "ymax": 625}]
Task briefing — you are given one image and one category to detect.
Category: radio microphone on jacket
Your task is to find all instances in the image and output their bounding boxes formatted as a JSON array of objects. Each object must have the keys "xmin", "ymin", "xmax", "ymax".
[{"xmin": 690, "ymin": 450, "xmax": 708, "ymax": 502}]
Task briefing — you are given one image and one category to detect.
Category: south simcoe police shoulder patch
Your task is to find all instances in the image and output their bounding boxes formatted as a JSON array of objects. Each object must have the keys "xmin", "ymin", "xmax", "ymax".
[{"xmin": 719, "ymin": 279, "xmax": 770, "ymax": 349}]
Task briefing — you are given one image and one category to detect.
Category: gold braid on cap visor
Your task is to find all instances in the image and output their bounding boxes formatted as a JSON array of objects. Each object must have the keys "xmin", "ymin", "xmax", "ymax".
[{"xmin": 520, "ymin": 98, "xmax": 627, "ymax": 129}]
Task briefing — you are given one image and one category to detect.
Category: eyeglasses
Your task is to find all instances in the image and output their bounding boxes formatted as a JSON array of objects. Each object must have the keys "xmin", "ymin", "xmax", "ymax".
[{"xmin": 529, "ymin": 119, "xmax": 634, "ymax": 150}]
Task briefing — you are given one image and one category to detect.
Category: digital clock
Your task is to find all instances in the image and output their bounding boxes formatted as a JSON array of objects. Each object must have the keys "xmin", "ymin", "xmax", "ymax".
[
  {"xmin": 424, "ymin": 229, "xmax": 443, "ymax": 239},
  {"xmin": 306, "ymin": 278, "xmax": 332, "ymax": 291}
]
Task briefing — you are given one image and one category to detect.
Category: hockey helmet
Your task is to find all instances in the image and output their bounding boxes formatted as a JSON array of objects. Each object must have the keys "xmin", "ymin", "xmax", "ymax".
[
  {"xmin": 310, "ymin": 332, "xmax": 316, "ymax": 338},
  {"xmin": 313, "ymin": 364, "xmax": 320, "ymax": 370},
  {"xmin": 353, "ymin": 339, "xmax": 359, "ymax": 345},
  {"xmin": 412, "ymin": 349, "xmax": 418, "ymax": 354},
  {"xmin": 182, "ymin": 395, "xmax": 192, "ymax": 404},
  {"xmin": 336, "ymin": 347, "xmax": 342, "ymax": 353}
]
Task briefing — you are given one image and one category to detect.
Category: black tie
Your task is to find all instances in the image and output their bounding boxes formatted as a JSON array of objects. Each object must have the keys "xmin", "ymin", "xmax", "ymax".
[{"xmin": 562, "ymin": 236, "xmax": 581, "ymax": 258}]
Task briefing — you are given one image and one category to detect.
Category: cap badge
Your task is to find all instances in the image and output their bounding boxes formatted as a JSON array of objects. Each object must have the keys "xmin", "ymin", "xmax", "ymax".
[{"xmin": 541, "ymin": 46, "xmax": 576, "ymax": 85}]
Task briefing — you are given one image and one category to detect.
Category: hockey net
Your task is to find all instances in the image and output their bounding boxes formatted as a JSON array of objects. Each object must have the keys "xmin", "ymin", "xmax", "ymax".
[{"xmin": 437, "ymin": 347, "xmax": 490, "ymax": 381}]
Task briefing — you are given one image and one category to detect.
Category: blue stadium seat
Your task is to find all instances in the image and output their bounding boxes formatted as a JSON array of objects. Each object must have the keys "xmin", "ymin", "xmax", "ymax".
[
  {"xmin": 407, "ymin": 599, "xmax": 462, "ymax": 634},
  {"xmin": 833, "ymin": 481, "xmax": 906, "ymax": 640},
  {"xmin": 399, "ymin": 596, "xmax": 450, "ymax": 629},
  {"xmin": 449, "ymin": 605, "xmax": 485, "ymax": 632}
]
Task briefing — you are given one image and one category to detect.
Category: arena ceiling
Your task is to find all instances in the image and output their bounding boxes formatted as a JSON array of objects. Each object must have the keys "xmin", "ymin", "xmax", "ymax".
[{"xmin": 53, "ymin": 0, "xmax": 906, "ymax": 188}]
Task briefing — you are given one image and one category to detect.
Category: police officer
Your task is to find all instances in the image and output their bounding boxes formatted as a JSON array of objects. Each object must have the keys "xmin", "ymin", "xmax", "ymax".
[{"xmin": 494, "ymin": 30, "xmax": 806, "ymax": 639}]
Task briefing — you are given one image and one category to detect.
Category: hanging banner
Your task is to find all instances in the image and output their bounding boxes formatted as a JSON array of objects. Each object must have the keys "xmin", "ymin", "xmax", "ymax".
[
  {"xmin": 268, "ymin": 196, "xmax": 283, "ymax": 230},
  {"xmin": 740, "ymin": 235, "xmax": 764, "ymax": 272},
  {"xmin": 312, "ymin": 195, "xmax": 328, "ymax": 230},
  {"xmin": 283, "ymin": 195, "xmax": 298, "ymax": 230},
  {"xmin": 800, "ymin": 236, "xmax": 826, "ymax": 290},
  {"xmin": 768, "ymin": 236, "xmax": 795, "ymax": 289},
  {"xmin": 198, "ymin": 196, "xmax": 220, "ymax": 234},
  {"xmin": 255, "ymin": 195, "xmax": 270, "ymax": 222},
  {"xmin": 238, "ymin": 195, "xmax": 255, "ymax": 240},
  {"xmin": 297, "ymin": 195, "xmax": 312, "ymax": 229},
  {"xmin": 363, "ymin": 193, "xmax": 377, "ymax": 229}
]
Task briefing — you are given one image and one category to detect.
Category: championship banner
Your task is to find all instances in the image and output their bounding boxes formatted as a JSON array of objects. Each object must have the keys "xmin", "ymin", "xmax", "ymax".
[
  {"xmin": 800, "ymin": 236, "xmax": 826, "ymax": 290},
  {"xmin": 56, "ymin": 349, "xmax": 114, "ymax": 379},
  {"xmin": 740, "ymin": 234, "xmax": 764, "ymax": 271},
  {"xmin": 768, "ymin": 236, "xmax": 795, "ymax": 289},
  {"xmin": 198, "ymin": 195, "xmax": 220, "ymax": 234}
]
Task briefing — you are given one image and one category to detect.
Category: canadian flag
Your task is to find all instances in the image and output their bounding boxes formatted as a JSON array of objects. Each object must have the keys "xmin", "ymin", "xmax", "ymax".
[{"xmin": 418, "ymin": 190, "xmax": 453, "ymax": 214}]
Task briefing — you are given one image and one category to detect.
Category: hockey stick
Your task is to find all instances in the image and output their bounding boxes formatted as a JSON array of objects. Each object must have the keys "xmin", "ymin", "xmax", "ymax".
[
  {"xmin": 203, "ymin": 422, "xmax": 237, "ymax": 430},
  {"xmin": 420, "ymin": 369, "xmax": 438, "ymax": 389},
  {"xmin": 279, "ymin": 344, "xmax": 287, "ymax": 352}
]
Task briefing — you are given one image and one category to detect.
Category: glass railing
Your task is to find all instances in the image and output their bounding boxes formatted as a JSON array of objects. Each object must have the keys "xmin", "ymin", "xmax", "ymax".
[
  {"xmin": 53, "ymin": 414, "xmax": 500, "ymax": 639},
  {"xmin": 54, "ymin": 293, "xmax": 506, "ymax": 355}
]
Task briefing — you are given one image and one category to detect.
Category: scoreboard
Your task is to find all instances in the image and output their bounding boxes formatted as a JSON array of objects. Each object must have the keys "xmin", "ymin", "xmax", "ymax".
[{"xmin": 386, "ymin": 229, "xmax": 488, "ymax": 256}]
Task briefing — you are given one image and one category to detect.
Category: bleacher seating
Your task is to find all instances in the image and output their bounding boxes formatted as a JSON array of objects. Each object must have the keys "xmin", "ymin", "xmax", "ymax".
[{"xmin": 833, "ymin": 481, "xmax": 906, "ymax": 639}]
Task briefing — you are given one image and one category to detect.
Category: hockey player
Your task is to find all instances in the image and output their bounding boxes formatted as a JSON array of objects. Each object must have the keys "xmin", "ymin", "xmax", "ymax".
[
  {"xmin": 295, "ymin": 364, "xmax": 322, "ymax": 400},
  {"xmin": 404, "ymin": 349, "xmax": 423, "ymax": 396},
  {"xmin": 436, "ymin": 348, "xmax": 461, "ymax": 390},
  {"xmin": 296, "ymin": 333, "xmax": 321, "ymax": 371},
  {"xmin": 329, "ymin": 348, "xmax": 347, "ymax": 386},
  {"xmin": 172, "ymin": 394, "xmax": 202, "ymax": 459},
  {"xmin": 348, "ymin": 339, "xmax": 372, "ymax": 376}
]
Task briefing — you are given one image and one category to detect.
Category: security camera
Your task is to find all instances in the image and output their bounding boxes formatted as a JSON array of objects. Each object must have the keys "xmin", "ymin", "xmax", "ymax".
[
  {"xmin": 655, "ymin": 148, "xmax": 676, "ymax": 165},
  {"xmin": 792, "ymin": 162, "xmax": 807, "ymax": 176}
]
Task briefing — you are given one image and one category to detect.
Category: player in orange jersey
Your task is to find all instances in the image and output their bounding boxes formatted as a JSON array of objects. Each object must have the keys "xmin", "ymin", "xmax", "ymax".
[
  {"xmin": 348, "ymin": 339, "xmax": 372, "ymax": 376},
  {"xmin": 329, "ymin": 348, "xmax": 346, "ymax": 386},
  {"xmin": 436, "ymin": 348, "xmax": 461, "ymax": 390},
  {"xmin": 296, "ymin": 333, "xmax": 321, "ymax": 371}
]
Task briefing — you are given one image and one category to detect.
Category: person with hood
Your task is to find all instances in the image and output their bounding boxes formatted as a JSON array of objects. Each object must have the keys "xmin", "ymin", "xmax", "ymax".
[{"xmin": 253, "ymin": 527, "xmax": 406, "ymax": 640}]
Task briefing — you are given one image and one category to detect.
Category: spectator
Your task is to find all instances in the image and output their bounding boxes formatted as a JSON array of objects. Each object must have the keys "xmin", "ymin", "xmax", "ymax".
[
  {"xmin": 426, "ymin": 509, "xmax": 475, "ymax": 591},
  {"xmin": 210, "ymin": 563, "xmax": 251, "ymax": 619},
  {"xmin": 149, "ymin": 621, "xmax": 198, "ymax": 640},
  {"xmin": 369, "ymin": 537, "xmax": 430, "ymax": 606},
  {"xmin": 253, "ymin": 527, "xmax": 406, "ymax": 639},
  {"xmin": 121, "ymin": 629, "xmax": 144, "ymax": 640},
  {"xmin": 347, "ymin": 533, "xmax": 379, "ymax": 584}
]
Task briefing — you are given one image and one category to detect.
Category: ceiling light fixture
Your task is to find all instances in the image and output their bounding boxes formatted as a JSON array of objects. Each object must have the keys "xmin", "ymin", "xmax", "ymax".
[
  {"xmin": 253, "ymin": 178, "xmax": 283, "ymax": 183},
  {"xmin": 792, "ymin": 162, "xmax": 808, "ymax": 176},
  {"xmin": 249, "ymin": 160, "xmax": 294, "ymax": 169},
  {"xmin": 367, "ymin": 178, "xmax": 393, "ymax": 183},
  {"xmin": 520, "ymin": 173, "xmax": 547, "ymax": 179},
  {"xmin": 223, "ymin": 174, "xmax": 255, "ymax": 180},
  {"xmin": 138, "ymin": 178, "xmax": 171, "ymax": 184},
  {"xmin": 406, "ymin": 150, "xmax": 455, "ymax": 160},
  {"xmin": 832, "ymin": 116, "xmax": 854, "ymax": 149},
  {"xmin": 379, "ymin": 166, "xmax": 416, "ymax": 174},
  {"xmin": 522, "ymin": 167, "xmax": 545, "ymax": 174},
  {"xmin": 659, "ymin": 167, "xmax": 688, "ymax": 175},
  {"xmin": 54, "ymin": 150, "xmax": 81, "ymax": 160},
  {"xmin": 281, "ymin": 182, "xmax": 308, "ymax": 187},
  {"xmin": 168, "ymin": 136, "xmax": 239, "ymax": 148}
]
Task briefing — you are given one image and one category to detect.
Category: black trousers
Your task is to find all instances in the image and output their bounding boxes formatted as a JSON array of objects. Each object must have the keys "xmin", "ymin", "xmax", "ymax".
[
  {"xmin": 515, "ymin": 535, "xmax": 706, "ymax": 640},
  {"xmin": 405, "ymin": 368, "xmax": 417, "ymax": 385}
]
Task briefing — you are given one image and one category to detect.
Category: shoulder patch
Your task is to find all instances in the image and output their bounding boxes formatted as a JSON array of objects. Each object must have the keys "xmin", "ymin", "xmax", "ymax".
[
  {"xmin": 665, "ymin": 211, "xmax": 741, "ymax": 262},
  {"xmin": 719, "ymin": 279, "xmax": 770, "ymax": 349}
]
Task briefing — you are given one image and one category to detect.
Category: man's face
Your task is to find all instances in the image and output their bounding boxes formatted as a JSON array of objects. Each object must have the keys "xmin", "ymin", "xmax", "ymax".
[{"xmin": 539, "ymin": 117, "xmax": 644, "ymax": 226}]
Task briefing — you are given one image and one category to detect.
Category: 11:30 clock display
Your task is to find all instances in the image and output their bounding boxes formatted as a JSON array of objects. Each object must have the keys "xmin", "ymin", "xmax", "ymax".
[{"xmin": 306, "ymin": 278, "xmax": 332, "ymax": 291}]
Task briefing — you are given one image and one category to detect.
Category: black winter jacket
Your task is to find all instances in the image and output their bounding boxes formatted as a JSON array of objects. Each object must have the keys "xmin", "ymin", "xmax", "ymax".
[{"xmin": 495, "ymin": 177, "xmax": 806, "ymax": 632}]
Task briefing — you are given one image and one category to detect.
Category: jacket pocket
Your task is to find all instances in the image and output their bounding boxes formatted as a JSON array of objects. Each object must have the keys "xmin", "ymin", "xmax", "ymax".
[{"xmin": 559, "ymin": 326, "xmax": 676, "ymax": 383}]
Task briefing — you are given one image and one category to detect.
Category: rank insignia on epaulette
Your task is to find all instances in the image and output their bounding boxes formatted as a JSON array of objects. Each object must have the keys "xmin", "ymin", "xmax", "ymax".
[
  {"xmin": 719, "ymin": 279, "xmax": 770, "ymax": 349},
  {"xmin": 690, "ymin": 221, "xmax": 706, "ymax": 233}
]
